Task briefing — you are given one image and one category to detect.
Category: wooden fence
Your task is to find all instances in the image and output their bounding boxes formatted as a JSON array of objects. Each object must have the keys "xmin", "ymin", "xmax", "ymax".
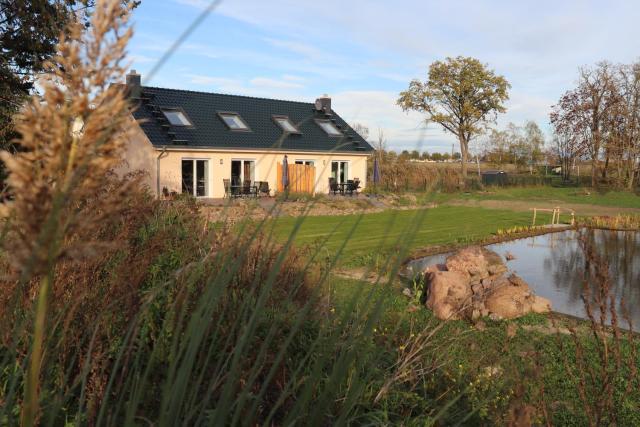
[{"xmin": 277, "ymin": 163, "xmax": 316, "ymax": 194}]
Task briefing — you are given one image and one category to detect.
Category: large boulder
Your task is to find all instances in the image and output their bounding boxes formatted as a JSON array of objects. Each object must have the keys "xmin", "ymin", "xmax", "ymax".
[
  {"xmin": 417, "ymin": 248, "xmax": 552, "ymax": 321},
  {"xmin": 425, "ymin": 270, "xmax": 472, "ymax": 320},
  {"xmin": 445, "ymin": 246, "xmax": 506, "ymax": 280},
  {"xmin": 484, "ymin": 274, "xmax": 551, "ymax": 319}
]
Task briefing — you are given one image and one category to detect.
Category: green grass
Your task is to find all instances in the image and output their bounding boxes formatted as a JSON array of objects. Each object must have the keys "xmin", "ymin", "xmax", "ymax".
[
  {"xmin": 437, "ymin": 186, "xmax": 640, "ymax": 208},
  {"xmin": 271, "ymin": 205, "xmax": 531, "ymax": 267},
  {"xmin": 330, "ymin": 275, "xmax": 640, "ymax": 426}
]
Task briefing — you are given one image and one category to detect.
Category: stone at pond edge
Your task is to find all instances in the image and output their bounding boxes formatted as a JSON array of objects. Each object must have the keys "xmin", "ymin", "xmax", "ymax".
[
  {"xmin": 420, "ymin": 246, "xmax": 552, "ymax": 321},
  {"xmin": 484, "ymin": 274, "xmax": 551, "ymax": 319},
  {"xmin": 425, "ymin": 270, "xmax": 471, "ymax": 320}
]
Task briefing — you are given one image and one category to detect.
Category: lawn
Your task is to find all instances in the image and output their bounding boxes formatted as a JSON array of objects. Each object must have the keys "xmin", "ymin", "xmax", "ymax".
[
  {"xmin": 270, "ymin": 205, "xmax": 531, "ymax": 267},
  {"xmin": 329, "ymin": 276, "xmax": 640, "ymax": 425},
  {"xmin": 437, "ymin": 186, "xmax": 640, "ymax": 208}
]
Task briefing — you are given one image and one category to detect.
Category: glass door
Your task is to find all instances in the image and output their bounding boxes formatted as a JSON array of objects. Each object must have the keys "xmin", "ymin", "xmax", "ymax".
[
  {"xmin": 181, "ymin": 159, "xmax": 209, "ymax": 197},
  {"xmin": 331, "ymin": 161, "xmax": 349, "ymax": 184},
  {"xmin": 231, "ymin": 160, "xmax": 255, "ymax": 184}
]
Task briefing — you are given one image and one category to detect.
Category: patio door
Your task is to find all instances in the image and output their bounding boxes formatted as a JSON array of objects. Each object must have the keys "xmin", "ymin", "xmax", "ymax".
[
  {"xmin": 331, "ymin": 161, "xmax": 349, "ymax": 184},
  {"xmin": 231, "ymin": 160, "xmax": 255, "ymax": 185},
  {"xmin": 182, "ymin": 159, "xmax": 209, "ymax": 197}
]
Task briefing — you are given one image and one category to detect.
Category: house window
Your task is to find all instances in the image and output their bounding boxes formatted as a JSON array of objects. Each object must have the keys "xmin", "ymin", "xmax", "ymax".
[
  {"xmin": 219, "ymin": 112, "xmax": 250, "ymax": 131},
  {"xmin": 273, "ymin": 116, "xmax": 299, "ymax": 133},
  {"xmin": 316, "ymin": 119, "xmax": 342, "ymax": 136},
  {"xmin": 182, "ymin": 159, "xmax": 209, "ymax": 197},
  {"xmin": 162, "ymin": 109, "xmax": 192, "ymax": 126},
  {"xmin": 295, "ymin": 160, "xmax": 315, "ymax": 166},
  {"xmin": 231, "ymin": 159, "xmax": 255, "ymax": 185},
  {"xmin": 331, "ymin": 161, "xmax": 349, "ymax": 184}
]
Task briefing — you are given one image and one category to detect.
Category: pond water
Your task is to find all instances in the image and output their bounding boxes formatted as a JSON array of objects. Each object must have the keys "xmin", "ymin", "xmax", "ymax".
[{"xmin": 405, "ymin": 229, "xmax": 640, "ymax": 327}]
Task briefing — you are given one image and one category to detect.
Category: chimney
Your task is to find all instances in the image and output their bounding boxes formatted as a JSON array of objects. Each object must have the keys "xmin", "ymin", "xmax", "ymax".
[
  {"xmin": 314, "ymin": 94, "xmax": 331, "ymax": 115},
  {"xmin": 126, "ymin": 69, "xmax": 142, "ymax": 98}
]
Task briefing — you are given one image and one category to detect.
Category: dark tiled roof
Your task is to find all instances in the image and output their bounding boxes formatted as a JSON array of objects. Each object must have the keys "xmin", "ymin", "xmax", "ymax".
[{"xmin": 131, "ymin": 86, "xmax": 373, "ymax": 153}]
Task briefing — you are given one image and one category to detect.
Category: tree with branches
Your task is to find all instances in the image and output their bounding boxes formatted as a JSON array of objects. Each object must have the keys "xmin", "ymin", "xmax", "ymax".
[
  {"xmin": 1, "ymin": 0, "xmax": 138, "ymax": 149},
  {"xmin": 397, "ymin": 56, "xmax": 510, "ymax": 178}
]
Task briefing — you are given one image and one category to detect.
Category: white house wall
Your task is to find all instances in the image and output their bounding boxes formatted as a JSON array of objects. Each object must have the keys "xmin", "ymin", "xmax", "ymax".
[{"xmin": 121, "ymin": 118, "xmax": 369, "ymax": 198}]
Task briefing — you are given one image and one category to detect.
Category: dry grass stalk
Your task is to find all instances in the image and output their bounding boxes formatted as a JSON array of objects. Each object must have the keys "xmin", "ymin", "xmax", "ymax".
[
  {"xmin": 2, "ymin": 0, "xmax": 134, "ymax": 280},
  {"xmin": 550, "ymin": 232, "xmax": 638, "ymax": 426},
  {"xmin": 0, "ymin": 1, "xmax": 135, "ymax": 424}
]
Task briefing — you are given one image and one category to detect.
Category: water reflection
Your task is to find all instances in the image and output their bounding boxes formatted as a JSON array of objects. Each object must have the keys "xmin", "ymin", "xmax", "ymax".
[{"xmin": 405, "ymin": 229, "xmax": 640, "ymax": 327}]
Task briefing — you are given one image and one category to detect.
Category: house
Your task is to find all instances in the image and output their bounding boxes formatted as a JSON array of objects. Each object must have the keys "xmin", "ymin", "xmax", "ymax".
[{"xmin": 121, "ymin": 71, "xmax": 374, "ymax": 198}]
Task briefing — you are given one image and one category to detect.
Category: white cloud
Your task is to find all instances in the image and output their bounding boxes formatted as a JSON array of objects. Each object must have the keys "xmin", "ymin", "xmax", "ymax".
[
  {"xmin": 263, "ymin": 38, "xmax": 324, "ymax": 60},
  {"xmin": 331, "ymin": 90, "xmax": 456, "ymax": 152},
  {"xmin": 249, "ymin": 77, "xmax": 304, "ymax": 89},
  {"xmin": 282, "ymin": 74, "xmax": 305, "ymax": 82},
  {"xmin": 166, "ymin": 0, "xmax": 640, "ymax": 151},
  {"xmin": 129, "ymin": 54, "xmax": 157, "ymax": 65}
]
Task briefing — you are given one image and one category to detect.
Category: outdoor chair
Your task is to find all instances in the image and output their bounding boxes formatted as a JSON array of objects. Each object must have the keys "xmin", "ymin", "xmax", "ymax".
[
  {"xmin": 352, "ymin": 178, "xmax": 361, "ymax": 195},
  {"xmin": 345, "ymin": 180, "xmax": 355, "ymax": 196},
  {"xmin": 242, "ymin": 179, "xmax": 253, "ymax": 197},
  {"xmin": 329, "ymin": 177, "xmax": 341, "ymax": 195},
  {"xmin": 258, "ymin": 181, "xmax": 270, "ymax": 197},
  {"xmin": 223, "ymin": 179, "xmax": 231, "ymax": 198}
]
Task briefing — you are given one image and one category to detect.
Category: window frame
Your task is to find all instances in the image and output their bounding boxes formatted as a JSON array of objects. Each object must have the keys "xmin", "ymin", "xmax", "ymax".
[
  {"xmin": 315, "ymin": 119, "xmax": 342, "ymax": 137},
  {"xmin": 294, "ymin": 159, "xmax": 315, "ymax": 166},
  {"xmin": 161, "ymin": 107, "xmax": 194, "ymax": 127},
  {"xmin": 330, "ymin": 160, "xmax": 350, "ymax": 184},
  {"xmin": 272, "ymin": 115, "xmax": 301, "ymax": 134},
  {"xmin": 181, "ymin": 158, "xmax": 210, "ymax": 197},
  {"xmin": 230, "ymin": 158, "xmax": 257, "ymax": 185},
  {"xmin": 217, "ymin": 111, "xmax": 252, "ymax": 132}
]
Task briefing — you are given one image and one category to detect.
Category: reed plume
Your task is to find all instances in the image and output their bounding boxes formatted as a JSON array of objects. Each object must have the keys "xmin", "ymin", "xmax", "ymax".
[
  {"xmin": 2, "ymin": 0, "xmax": 134, "ymax": 280},
  {"xmin": 0, "ymin": 1, "xmax": 134, "ymax": 424}
]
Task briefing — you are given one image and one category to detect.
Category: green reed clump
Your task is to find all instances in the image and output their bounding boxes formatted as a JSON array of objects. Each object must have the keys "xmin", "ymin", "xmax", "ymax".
[{"xmin": 580, "ymin": 214, "xmax": 640, "ymax": 230}]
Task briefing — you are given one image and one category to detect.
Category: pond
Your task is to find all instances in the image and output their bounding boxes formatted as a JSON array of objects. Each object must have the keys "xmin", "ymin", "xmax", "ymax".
[{"xmin": 405, "ymin": 229, "xmax": 640, "ymax": 327}]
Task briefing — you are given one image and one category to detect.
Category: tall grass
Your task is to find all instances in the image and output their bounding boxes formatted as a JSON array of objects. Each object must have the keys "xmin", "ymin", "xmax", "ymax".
[
  {"xmin": 0, "ymin": 4, "xmax": 454, "ymax": 425},
  {"xmin": 1, "ymin": 1, "xmax": 639, "ymax": 426}
]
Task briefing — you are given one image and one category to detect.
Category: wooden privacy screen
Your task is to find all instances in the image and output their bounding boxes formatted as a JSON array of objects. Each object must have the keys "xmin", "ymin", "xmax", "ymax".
[{"xmin": 277, "ymin": 163, "xmax": 316, "ymax": 194}]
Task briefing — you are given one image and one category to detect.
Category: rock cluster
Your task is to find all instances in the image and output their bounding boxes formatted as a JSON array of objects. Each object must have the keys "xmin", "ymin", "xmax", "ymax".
[{"xmin": 421, "ymin": 246, "xmax": 551, "ymax": 321}]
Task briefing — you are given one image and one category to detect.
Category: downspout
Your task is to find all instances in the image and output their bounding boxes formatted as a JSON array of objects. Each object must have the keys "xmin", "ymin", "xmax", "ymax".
[{"xmin": 156, "ymin": 146, "xmax": 168, "ymax": 199}]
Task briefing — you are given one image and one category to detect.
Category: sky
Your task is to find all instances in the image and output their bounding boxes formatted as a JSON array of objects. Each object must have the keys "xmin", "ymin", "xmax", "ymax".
[{"xmin": 127, "ymin": 0, "xmax": 640, "ymax": 152}]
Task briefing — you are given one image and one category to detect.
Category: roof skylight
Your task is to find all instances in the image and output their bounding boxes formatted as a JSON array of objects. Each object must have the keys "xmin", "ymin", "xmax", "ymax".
[
  {"xmin": 316, "ymin": 119, "xmax": 342, "ymax": 137},
  {"xmin": 219, "ymin": 112, "xmax": 250, "ymax": 131},
  {"xmin": 273, "ymin": 116, "xmax": 299, "ymax": 133},
  {"xmin": 162, "ymin": 109, "xmax": 192, "ymax": 126}
]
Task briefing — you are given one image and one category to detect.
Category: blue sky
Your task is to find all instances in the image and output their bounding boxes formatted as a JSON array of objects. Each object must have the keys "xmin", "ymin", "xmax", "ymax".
[{"xmin": 128, "ymin": 0, "xmax": 640, "ymax": 152}]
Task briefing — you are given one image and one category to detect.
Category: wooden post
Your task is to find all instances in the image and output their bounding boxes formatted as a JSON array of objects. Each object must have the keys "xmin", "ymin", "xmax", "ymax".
[{"xmin": 532, "ymin": 208, "xmax": 537, "ymax": 227}]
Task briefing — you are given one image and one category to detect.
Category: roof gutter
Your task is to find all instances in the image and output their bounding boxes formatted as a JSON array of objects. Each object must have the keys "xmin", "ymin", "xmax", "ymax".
[
  {"xmin": 151, "ymin": 146, "xmax": 372, "ymax": 156},
  {"xmin": 156, "ymin": 146, "xmax": 169, "ymax": 198}
]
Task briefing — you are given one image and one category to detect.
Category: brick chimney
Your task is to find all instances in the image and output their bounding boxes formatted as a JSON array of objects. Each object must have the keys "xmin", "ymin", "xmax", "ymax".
[
  {"xmin": 315, "ymin": 94, "xmax": 331, "ymax": 115},
  {"xmin": 126, "ymin": 69, "xmax": 141, "ymax": 98}
]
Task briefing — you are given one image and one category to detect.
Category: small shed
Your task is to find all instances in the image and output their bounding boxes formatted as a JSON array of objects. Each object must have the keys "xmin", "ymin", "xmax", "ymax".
[{"xmin": 481, "ymin": 170, "xmax": 508, "ymax": 186}]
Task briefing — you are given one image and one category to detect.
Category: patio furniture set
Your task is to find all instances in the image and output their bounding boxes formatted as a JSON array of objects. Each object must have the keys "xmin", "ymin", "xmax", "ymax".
[
  {"xmin": 328, "ymin": 178, "xmax": 361, "ymax": 196},
  {"xmin": 222, "ymin": 177, "xmax": 362, "ymax": 198},
  {"xmin": 223, "ymin": 179, "xmax": 270, "ymax": 198}
]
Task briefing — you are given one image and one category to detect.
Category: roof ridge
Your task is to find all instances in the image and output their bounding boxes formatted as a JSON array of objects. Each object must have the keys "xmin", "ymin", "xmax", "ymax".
[{"xmin": 141, "ymin": 85, "xmax": 316, "ymax": 106}]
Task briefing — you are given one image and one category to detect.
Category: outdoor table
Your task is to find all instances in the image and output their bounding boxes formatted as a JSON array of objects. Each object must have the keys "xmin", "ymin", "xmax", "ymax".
[{"xmin": 231, "ymin": 185, "xmax": 258, "ymax": 198}]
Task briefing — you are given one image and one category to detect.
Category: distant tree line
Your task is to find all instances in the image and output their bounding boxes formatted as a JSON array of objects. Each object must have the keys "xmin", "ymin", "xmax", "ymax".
[
  {"xmin": 481, "ymin": 121, "xmax": 546, "ymax": 169},
  {"xmin": 396, "ymin": 150, "xmax": 461, "ymax": 162},
  {"xmin": 551, "ymin": 61, "xmax": 640, "ymax": 188}
]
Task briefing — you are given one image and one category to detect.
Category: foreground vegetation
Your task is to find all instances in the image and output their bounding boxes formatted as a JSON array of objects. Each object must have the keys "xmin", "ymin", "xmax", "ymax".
[{"xmin": 1, "ymin": 1, "xmax": 639, "ymax": 425}]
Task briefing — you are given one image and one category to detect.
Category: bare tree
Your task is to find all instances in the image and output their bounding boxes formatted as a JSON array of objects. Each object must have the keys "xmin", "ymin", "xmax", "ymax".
[
  {"xmin": 374, "ymin": 127, "xmax": 387, "ymax": 152},
  {"xmin": 350, "ymin": 122, "xmax": 370, "ymax": 140}
]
